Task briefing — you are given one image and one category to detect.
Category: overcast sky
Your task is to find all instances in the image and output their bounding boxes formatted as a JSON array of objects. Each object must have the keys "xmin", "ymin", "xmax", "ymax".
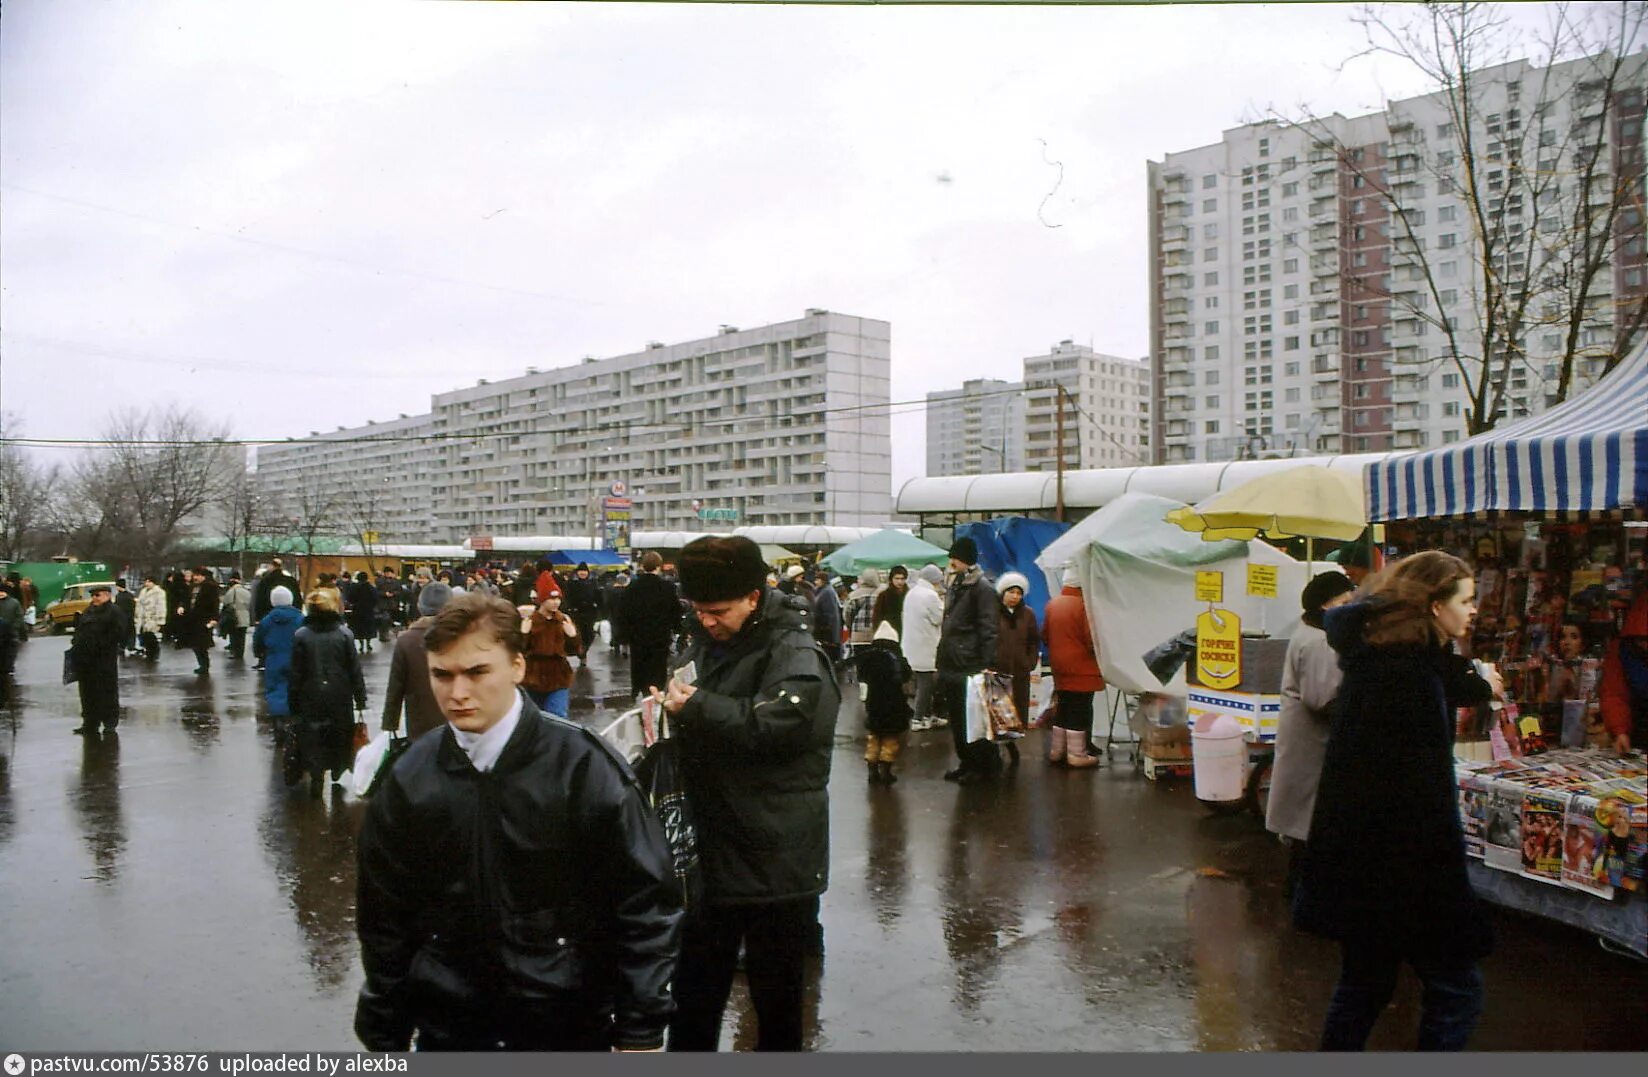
[{"xmin": 1, "ymin": 1, "xmax": 1572, "ymax": 489}]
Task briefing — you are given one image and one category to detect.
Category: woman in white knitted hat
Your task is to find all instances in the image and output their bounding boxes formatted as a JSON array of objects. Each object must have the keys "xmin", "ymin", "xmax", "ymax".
[{"xmin": 993, "ymin": 572, "xmax": 1040, "ymax": 768}]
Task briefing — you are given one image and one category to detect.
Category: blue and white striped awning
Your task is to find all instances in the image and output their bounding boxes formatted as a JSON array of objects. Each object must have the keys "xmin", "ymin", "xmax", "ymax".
[{"xmin": 1367, "ymin": 341, "xmax": 1648, "ymax": 521}]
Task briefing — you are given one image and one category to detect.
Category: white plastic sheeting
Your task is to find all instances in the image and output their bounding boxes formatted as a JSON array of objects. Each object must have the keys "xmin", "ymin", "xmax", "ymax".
[
  {"xmin": 1035, "ymin": 492, "xmax": 1308, "ymax": 695},
  {"xmin": 897, "ymin": 452, "xmax": 1399, "ymax": 515}
]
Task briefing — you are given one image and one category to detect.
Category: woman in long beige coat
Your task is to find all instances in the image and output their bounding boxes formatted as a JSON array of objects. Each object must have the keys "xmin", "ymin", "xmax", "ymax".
[{"xmin": 1266, "ymin": 572, "xmax": 1357, "ymax": 890}]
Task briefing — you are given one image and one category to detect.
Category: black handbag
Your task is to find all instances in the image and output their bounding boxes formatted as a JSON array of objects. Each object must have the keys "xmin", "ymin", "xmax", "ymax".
[
  {"xmin": 633, "ymin": 736, "xmax": 703, "ymax": 914},
  {"xmin": 281, "ymin": 734, "xmax": 305, "ymax": 787},
  {"xmin": 62, "ymin": 649, "xmax": 78, "ymax": 685}
]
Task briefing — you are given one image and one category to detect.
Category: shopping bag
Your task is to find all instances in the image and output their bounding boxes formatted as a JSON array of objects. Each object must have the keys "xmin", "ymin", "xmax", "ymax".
[
  {"xmin": 633, "ymin": 734, "xmax": 702, "ymax": 914},
  {"xmin": 964, "ymin": 672, "xmax": 991, "ymax": 743},
  {"xmin": 351, "ymin": 730, "xmax": 410, "ymax": 797},
  {"xmin": 352, "ymin": 720, "xmax": 370, "ymax": 755},
  {"xmin": 981, "ymin": 671, "xmax": 1024, "ymax": 740}
]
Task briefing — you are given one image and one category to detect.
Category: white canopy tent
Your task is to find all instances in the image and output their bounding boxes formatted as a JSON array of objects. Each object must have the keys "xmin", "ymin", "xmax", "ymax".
[{"xmin": 1035, "ymin": 492, "xmax": 1309, "ymax": 695}]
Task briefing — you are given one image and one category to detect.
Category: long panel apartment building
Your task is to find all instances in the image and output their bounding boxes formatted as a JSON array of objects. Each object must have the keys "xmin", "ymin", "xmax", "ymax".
[
  {"xmin": 1148, "ymin": 52, "xmax": 1646, "ymax": 463},
  {"xmin": 253, "ymin": 310, "xmax": 893, "ymax": 543}
]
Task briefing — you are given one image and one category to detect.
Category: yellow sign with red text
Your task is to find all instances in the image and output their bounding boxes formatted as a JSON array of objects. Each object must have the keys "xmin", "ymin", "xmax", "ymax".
[{"xmin": 1195, "ymin": 609, "xmax": 1243, "ymax": 690}]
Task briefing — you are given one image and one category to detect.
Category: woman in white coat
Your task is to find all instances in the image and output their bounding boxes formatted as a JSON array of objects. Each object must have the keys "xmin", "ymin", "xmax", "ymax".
[
  {"xmin": 134, "ymin": 575, "xmax": 169, "ymax": 662},
  {"xmin": 901, "ymin": 564, "xmax": 946, "ymax": 731},
  {"xmin": 1266, "ymin": 571, "xmax": 1358, "ymax": 895}
]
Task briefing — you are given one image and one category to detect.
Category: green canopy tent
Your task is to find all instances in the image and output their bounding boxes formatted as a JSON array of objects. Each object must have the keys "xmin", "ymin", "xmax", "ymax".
[{"xmin": 821, "ymin": 529, "xmax": 948, "ymax": 576}]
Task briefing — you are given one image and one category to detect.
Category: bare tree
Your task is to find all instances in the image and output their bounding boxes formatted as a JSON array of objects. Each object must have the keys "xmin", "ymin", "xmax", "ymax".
[
  {"xmin": 342, "ymin": 476, "xmax": 392, "ymax": 575},
  {"xmin": 1279, "ymin": 2, "xmax": 1647, "ymax": 435},
  {"xmin": 218, "ymin": 467, "xmax": 283, "ymax": 578},
  {"xmin": 279, "ymin": 472, "xmax": 343, "ymax": 592},
  {"xmin": 0, "ymin": 413, "xmax": 54, "ymax": 561},
  {"xmin": 57, "ymin": 406, "xmax": 238, "ymax": 575}
]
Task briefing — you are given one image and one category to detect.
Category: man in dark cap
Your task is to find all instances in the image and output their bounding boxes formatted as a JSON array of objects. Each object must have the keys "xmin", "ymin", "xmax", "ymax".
[
  {"xmin": 563, "ymin": 562, "xmax": 603, "ymax": 664},
  {"xmin": 70, "ymin": 584, "xmax": 124, "ymax": 735},
  {"xmin": 656, "ymin": 536, "xmax": 840, "ymax": 1052},
  {"xmin": 937, "ymin": 536, "xmax": 1000, "ymax": 784}
]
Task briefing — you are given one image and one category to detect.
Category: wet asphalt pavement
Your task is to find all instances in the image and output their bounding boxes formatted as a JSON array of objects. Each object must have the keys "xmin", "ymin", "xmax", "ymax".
[{"xmin": 1, "ymin": 628, "xmax": 1645, "ymax": 1052}]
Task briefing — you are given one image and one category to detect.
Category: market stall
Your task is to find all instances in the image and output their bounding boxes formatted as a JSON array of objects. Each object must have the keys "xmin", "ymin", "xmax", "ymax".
[{"xmin": 1365, "ymin": 340, "xmax": 1648, "ymax": 958}]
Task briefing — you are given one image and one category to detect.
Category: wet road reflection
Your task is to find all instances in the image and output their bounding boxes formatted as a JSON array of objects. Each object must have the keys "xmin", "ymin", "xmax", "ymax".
[{"xmin": 0, "ymin": 633, "xmax": 1644, "ymax": 1051}]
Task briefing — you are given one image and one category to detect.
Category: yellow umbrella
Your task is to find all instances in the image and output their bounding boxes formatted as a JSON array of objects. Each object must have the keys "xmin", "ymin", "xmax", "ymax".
[{"xmin": 1165, "ymin": 465, "xmax": 1368, "ymax": 571}]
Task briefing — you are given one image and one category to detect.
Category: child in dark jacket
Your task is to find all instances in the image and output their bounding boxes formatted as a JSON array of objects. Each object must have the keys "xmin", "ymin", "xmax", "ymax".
[{"xmin": 859, "ymin": 621, "xmax": 913, "ymax": 784}]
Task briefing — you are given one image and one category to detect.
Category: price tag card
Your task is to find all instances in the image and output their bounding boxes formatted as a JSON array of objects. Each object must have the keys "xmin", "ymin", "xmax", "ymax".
[
  {"xmin": 1195, "ymin": 570, "xmax": 1224, "ymax": 604},
  {"xmin": 1246, "ymin": 563, "xmax": 1278, "ymax": 598}
]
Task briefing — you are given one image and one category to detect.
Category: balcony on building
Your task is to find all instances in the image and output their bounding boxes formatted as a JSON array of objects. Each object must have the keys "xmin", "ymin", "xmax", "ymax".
[
  {"xmin": 1164, "ymin": 393, "xmax": 1194, "ymax": 416},
  {"xmin": 1311, "ymin": 354, "xmax": 1341, "ymax": 379},
  {"xmin": 1161, "ymin": 225, "xmax": 1192, "ymax": 251},
  {"xmin": 1163, "ymin": 272, "xmax": 1193, "ymax": 296},
  {"xmin": 1310, "ymin": 253, "xmax": 1340, "ymax": 277}
]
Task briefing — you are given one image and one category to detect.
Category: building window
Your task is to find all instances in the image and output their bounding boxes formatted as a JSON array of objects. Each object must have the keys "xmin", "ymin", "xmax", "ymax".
[
  {"xmin": 1284, "ymin": 283, "xmax": 1299, "ymax": 299},
  {"xmin": 1284, "ymin": 258, "xmax": 1298, "ymax": 273},
  {"xmin": 1442, "ymin": 401, "xmax": 1461, "ymax": 416},
  {"xmin": 1204, "ymin": 247, "xmax": 1218, "ymax": 262},
  {"xmin": 1285, "ymin": 361, "xmax": 1301, "ymax": 376},
  {"xmin": 1204, "ymin": 271, "xmax": 1220, "ymax": 286},
  {"xmin": 1205, "ymin": 345, "xmax": 1221, "ymax": 361},
  {"xmin": 1206, "ymin": 420, "xmax": 1221, "ymax": 434},
  {"xmin": 1206, "ymin": 395, "xmax": 1220, "ymax": 408},
  {"xmin": 1285, "ymin": 335, "xmax": 1301, "ymax": 351},
  {"xmin": 1282, "ymin": 181, "xmax": 1298, "ymax": 197},
  {"xmin": 1441, "ymin": 372, "xmax": 1460, "ymax": 388},
  {"xmin": 1439, "ymin": 233, "xmax": 1457, "ymax": 249},
  {"xmin": 1204, "ymin": 223, "xmax": 1219, "ymax": 239},
  {"xmin": 1285, "ymin": 388, "xmax": 1301, "ymax": 403},
  {"xmin": 1205, "ymin": 296, "xmax": 1220, "ymax": 309},
  {"xmin": 1443, "ymin": 430, "xmax": 1461, "ymax": 444},
  {"xmin": 1438, "ymin": 204, "xmax": 1457, "ymax": 222},
  {"xmin": 1284, "ymin": 309, "xmax": 1300, "ymax": 326},
  {"xmin": 1203, "ymin": 198, "xmax": 1217, "ymax": 212},
  {"xmin": 1203, "ymin": 173, "xmax": 1218, "ymax": 189},
  {"xmin": 1205, "ymin": 321, "xmax": 1220, "ymax": 335},
  {"xmin": 1206, "ymin": 370, "xmax": 1221, "ymax": 385},
  {"xmin": 1437, "ymin": 123, "xmax": 1454, "ymax": 139}
]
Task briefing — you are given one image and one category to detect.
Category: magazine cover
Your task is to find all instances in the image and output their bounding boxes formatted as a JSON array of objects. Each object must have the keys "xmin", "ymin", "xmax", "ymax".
[
  {"xmin": 1519, "ymin": 788, "xmax": 1569, "ymax": 883},
  {"xmin": 1459, "ymin": 773, "xmax": 1489, "ymax": 859},
  {"xmin": 1560, "ymin": 795, "xmax": 1614, "ymax": 899},
  {"xmin": 1483, "ymin": 779, "xmax": 1525, "ymax": 874}
]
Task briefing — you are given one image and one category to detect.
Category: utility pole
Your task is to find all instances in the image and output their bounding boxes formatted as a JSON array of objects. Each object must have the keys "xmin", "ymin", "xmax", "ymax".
[{"xmin": 1054, "ymin": 383, "xmax": 1067, "ymax": 523}]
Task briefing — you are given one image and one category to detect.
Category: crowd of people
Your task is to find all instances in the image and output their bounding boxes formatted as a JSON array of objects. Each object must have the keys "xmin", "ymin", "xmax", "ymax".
[{"xmin": 24, "ymin": 537, "xmax": 1645, "ymax": 1055}]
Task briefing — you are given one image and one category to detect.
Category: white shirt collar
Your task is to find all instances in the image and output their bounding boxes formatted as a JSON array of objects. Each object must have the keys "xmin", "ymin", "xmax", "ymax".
[{"xmin": 450, "ymin": 690, "xmax": 525, "ymax": 773}]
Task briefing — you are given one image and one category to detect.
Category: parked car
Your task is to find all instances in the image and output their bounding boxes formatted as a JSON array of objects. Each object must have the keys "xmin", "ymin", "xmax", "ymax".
[{"xmin": 43, "ymin": 581, "xmax": 117, "ymax": 633}]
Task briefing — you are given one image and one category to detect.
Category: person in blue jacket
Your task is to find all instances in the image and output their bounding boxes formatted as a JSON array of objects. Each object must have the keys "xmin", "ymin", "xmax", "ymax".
[{"xmin": 253, "ymin": 585, "xmax": 305, "ymax": 741}]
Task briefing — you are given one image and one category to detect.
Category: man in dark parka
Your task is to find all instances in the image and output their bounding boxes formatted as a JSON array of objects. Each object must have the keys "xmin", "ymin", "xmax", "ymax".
[
  {"xmin": 70, "ymin": 584, "xmax": 123, "ymax": 734},
  {"xmin": 657, "ymin": 536, "xmax": 839, "ymax": 1052}
]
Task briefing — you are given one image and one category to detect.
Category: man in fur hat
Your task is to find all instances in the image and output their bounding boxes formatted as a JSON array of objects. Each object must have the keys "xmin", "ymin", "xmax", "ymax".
[
  {"xmin": 656, "ymin": 536, "xmax": 840, "ymax": 1052},
  {"xmin": 937, "ymin": 536, "xmax": 1000, "ymax": 784}
]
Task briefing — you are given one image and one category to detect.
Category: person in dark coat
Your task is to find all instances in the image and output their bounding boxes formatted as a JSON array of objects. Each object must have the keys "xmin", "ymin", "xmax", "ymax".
[
  {"xmin": 617, "ymin": 552, "xmax": 681, "ymax": 699},
  {"xmin": 992, "ymin": 572, "xmax": 1040, "ymax": 770},
  {"xmin": 859, "ymin": 621, "xmax": 912, "ymax": 784},
  {"xmin": 177, "ymin": 566, "xmax": 221, "ymax": 675},
  {"xmin": 162, "ymin": 570, "xmax": 190, "ymax": 646},
  {"xmin": 562, "ymin": 562, "xmax": 602, "ymax": 660},
  {"xmin": 379, "ymin": 581, "xmax": 451, "ymax": 741},
  {"xmin": 657, "ymin": 536, "xmax": 840, "ymax": 1052},
  {"xmin": 253, "ymin": 558, "xmax": 303, "ymax": 622},
  {"xmin": 253, "ymin": 586, "xmax": 305, "ymax": 736},
  {"xmin": 70, "ymin": 584, "xmax": 123, "ymax": 735},
  {"xmin": 1294, "ymin": 551, "xmax": 1503, "ymax": 1052},
  {"xmin": 113, "ymin": 579, "xmax": 137, "ymax": 655},
  {"xmin": 937, "ymin": 537, "xmax": 1000, "ymax": 784},
  {"xmin": 355, "ymin": 593, "xmax": 681, "ymax": 1052},
  {"xmin": 870, "ymin": 565, "xmax": 909, "ymax": 642},
  {"xmin": 810, "ymin": 569, "xmax": 842, "ymax": 664},
  {"xmin": 289, "ymin": 588, "xmax": 367, "ymax": 798},
  {"xmin": 346, "ymin": 572, "xmax": 379, "ymax": 654}
]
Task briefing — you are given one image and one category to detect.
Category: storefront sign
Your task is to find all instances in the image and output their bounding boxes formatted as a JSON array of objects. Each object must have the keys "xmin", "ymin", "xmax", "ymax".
[
  {"xmin": 1194, "ymin": 570, "xmax": 1224, "ymax": 604},
  {"xmin": 697, "ymin": 507, "xmax": 740, "ymax": 522},
  {"xmin": 470, "ymin": 534, "xmax": 493, "ymax": 552},
  {"xmin": 602, "ymin": 498, "xmax": 631, "ymax": 552},
  {"xmin": 1246, "ymin": 563, "xmax": 1278, "ymax": 598},
  {"xmin": 1195, "ymin": 609, "xmax": 1242, "ymax": 690}
]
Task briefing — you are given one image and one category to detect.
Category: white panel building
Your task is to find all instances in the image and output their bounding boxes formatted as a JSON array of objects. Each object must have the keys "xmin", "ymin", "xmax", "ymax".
[
  {"xmin": 925, "ymin": 378, "xmax": 1026, "ymax": 476},
  {"xmin": 254, "ymin": 310, "xmax": 893, "ymax": 543},
  {"xmin": 1022, "ymin": 342, "xmax": 1152, "ymax": 471},
  {"xmin": 1148, "ymin": 53, "xmax": 1647, "ymax": 464}
]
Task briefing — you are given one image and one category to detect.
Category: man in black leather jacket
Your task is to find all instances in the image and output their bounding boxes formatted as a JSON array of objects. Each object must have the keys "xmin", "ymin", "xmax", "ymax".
[
  {"xmin": 354, "ymin": 593, "xmax": 681, "ymax": 1052},
  {"xmin": 656, "ymin": 536, "xmax": 839, "ymax": 1052}
]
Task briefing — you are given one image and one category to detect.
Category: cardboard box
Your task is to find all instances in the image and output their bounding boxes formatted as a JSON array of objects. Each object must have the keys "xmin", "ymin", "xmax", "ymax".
[{"xmin": 1144, "ymin": 755, "xmax": 1194, "ymax": 781}]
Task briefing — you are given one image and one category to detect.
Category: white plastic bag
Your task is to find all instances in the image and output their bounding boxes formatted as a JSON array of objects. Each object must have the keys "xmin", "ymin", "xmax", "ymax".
[
  {"xmin": 964, "ymin": 672, "xmax": 991, "ymax": 744},
  {"xmin": 351, "ymin": 730, "xmax": 405, "ymax": 797}
]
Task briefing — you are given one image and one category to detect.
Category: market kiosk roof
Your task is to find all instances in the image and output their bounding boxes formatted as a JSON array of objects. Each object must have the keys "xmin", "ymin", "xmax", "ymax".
[
  {"xmin": 896, "ymin": 453, "xmax": 1397, "ymax": 515},
  {"xmin": 1366, "ymin": 340, "xmax": 1648, "ymax": 521}
]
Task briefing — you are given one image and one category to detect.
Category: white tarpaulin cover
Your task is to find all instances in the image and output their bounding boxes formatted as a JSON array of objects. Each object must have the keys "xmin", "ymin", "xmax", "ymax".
[{"xmin": 1035, "ymin": 492, "xmax": 1310, "ymax": 695}]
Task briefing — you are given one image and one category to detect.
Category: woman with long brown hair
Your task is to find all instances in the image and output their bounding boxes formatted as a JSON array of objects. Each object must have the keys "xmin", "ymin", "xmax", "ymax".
[{"xmin": 1294, "ymin": 550, "xmax": 1504, "ymax": 1052}]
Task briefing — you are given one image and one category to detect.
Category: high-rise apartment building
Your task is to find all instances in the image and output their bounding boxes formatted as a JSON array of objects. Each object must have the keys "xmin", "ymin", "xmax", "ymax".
[
  {"xmin": 254, "ymin": 310, "xmax": 893, "ymax": 542},
  {"xmin": 925, "ymin": 378, "xmax": 1026, "ymax": 476},
  {"xmin": 1022, "ymin": 342, "xmax": 1152, "ymax": 472},
  {"xmin": 1148, "ymin": 54, "xmax": 1646, "ymax": 463}
]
